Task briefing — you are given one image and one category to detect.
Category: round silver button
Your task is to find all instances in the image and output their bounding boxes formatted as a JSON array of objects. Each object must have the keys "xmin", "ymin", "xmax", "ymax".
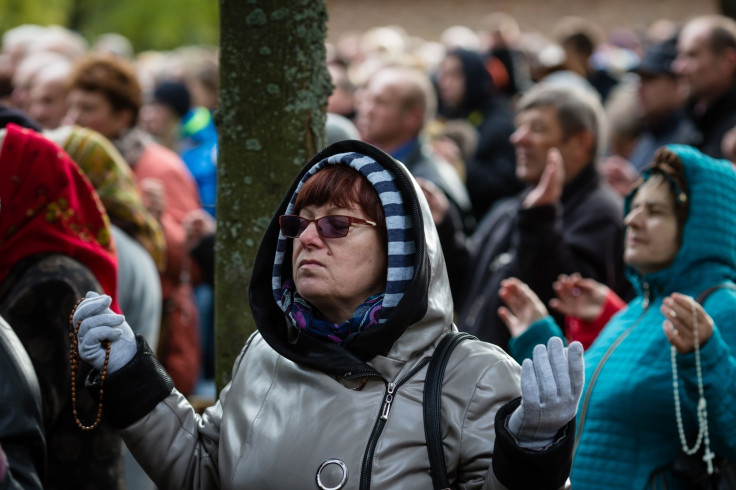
[{"xmin": 316, "ymin": 458, "xmax": 348, "ymax": 490}]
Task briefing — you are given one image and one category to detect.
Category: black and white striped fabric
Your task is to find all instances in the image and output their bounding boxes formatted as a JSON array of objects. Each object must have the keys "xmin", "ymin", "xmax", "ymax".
[{"xmin": 272, "ymin": 152, "xmax": 415, "ymax": 323}]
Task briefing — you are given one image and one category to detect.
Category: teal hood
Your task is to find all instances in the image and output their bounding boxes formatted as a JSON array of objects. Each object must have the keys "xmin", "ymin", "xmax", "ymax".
[{"xmin": 625, "ymin": 145, "xmax": 736, "ymax": 298}]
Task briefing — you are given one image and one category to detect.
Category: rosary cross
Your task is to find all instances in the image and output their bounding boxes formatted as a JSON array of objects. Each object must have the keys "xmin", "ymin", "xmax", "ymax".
[{"xmin": 703, "ymin": 447, "xmax": 716, "ymax": 474}]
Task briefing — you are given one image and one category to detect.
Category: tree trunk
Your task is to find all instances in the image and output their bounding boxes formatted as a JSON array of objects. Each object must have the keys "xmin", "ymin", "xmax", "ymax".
[
  {"xmin": 214, "ymin": 0, "xmax": 330, "ymax": 393},
  {"xmin": 722, "ymin": 0, "xmax": 736, "ymax": 21},
  {"xmin": 66, "ymin": 0, "xmax": 90, "ymax": 32}
]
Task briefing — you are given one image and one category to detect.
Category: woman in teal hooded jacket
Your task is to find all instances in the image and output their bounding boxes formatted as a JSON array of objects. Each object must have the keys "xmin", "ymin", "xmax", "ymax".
[{"xmin": 497, "ymin": 145, "xmax": 736, "ymax": 489}]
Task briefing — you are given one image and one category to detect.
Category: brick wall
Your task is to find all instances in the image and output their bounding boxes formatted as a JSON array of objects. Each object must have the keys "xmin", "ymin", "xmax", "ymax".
[{"xmin": 325, "ymin": 0, "xmax": 720, "ymax": 45}]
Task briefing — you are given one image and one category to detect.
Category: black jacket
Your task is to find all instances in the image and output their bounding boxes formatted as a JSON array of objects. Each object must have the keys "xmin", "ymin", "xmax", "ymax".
[
  {"xmin": 401, "ymin": 139, "xmax": 476, "ymax": 234},
  {"xmin": 464, "ymin": 95, "xmax": 524, "ymax": 220},
  {"xmin": 688, "ymin": 83, "xmax": 736, "ymax": 159},
  {"xmin": 438, "ymin": 49, "xmax": 523, "ymax": 220},
  {"xmin": 629, "ymin": 109, "xmax": 697, "ymax": 172},
  {"xmin": 0, "ymin": 255, "xmax": 124, "ymax": 490},
  {"xmin": 0, "ymin": 315, "xmax": 45, "ymax": 490},
  {"xmin": 447, "ymin": 163, "xmax": 629, "ymax": 349}
]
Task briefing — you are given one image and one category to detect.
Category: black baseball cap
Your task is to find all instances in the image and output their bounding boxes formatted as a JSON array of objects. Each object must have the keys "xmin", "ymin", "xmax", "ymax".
[{"xmin": 634, "ymin": 37, "xmax": 678, "ymax": 76}]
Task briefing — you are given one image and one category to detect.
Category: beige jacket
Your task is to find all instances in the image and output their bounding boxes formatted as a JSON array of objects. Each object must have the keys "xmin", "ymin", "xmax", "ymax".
[{"xmin": 110, "ymin": 141, "xmax": 573, "ymax": 489}]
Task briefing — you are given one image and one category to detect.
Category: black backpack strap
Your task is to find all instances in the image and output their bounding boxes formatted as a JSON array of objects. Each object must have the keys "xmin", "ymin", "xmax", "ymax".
[
  {"xmin": 695, "ymin": 282, "xmax": 736, "ymax": 305},
  {"xmin": 424, "ymin": 331, "xmax": 476, "ymax": 490}
]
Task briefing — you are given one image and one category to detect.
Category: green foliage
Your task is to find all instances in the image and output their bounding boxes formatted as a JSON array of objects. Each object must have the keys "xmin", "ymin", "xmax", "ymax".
[
  {"xmin": 0, "ymin": 0, "xmax": 71, "ymax": 31},
  {"xmin": 0, "ymin": 0, "xmax": 218, "ymax": 52}
]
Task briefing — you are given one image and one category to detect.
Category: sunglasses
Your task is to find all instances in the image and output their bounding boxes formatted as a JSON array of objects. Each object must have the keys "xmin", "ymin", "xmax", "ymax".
[{"xmin": 279, "ymin": 214, "xmax": 377, "ymax": 239}]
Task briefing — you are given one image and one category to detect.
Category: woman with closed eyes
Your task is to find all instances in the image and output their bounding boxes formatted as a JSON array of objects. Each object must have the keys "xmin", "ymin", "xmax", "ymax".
[{"xmin": 72, "ymin": 139, "xmax": 583, "ymax": 489}]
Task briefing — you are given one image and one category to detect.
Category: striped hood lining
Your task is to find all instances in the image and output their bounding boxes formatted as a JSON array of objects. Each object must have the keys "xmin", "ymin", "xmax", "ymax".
[{"xmin": 271, "ymin": 152, "xmax": 416, "ymax": 323}]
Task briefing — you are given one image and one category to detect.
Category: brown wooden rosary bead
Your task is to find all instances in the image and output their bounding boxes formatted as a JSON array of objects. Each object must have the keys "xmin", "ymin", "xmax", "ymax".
[{"xmin": 69, "ymin": 297, "xmax": 111, "ymax": 431}]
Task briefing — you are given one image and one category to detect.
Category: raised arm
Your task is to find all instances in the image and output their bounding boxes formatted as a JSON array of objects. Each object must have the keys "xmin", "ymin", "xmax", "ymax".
[{"xmin": 73, "ymin": 291, "xmax": 223, "ymax": 489}]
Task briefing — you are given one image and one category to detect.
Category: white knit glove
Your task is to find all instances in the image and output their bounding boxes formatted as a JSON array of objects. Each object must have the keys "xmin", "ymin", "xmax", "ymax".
[
  {"xmin": 507, "ymin": 337, "xmax": 584, "ymax": 448},
  {"xmin": 72, "ymin": 291, "xmax": 137, "ymax": 373}
]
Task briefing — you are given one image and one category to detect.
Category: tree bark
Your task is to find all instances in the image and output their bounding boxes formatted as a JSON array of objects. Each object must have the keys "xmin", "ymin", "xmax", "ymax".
[
  {"xmin": 66, "ymin": 0, "xmax": 90, "ymax": 32},
  {"xmin": 215, "ymin": 0, "xmax": 330, "ymax": 392},
  {"xmin": 722, "ymin": 0, "xmax": 736, "ymax": 21}
]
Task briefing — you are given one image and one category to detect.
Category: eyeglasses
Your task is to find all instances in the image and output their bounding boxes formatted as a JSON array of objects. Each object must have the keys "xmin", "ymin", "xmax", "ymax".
[{"xmin": 279, "ymin": 214, "xmax": 377, "ymax": 239}]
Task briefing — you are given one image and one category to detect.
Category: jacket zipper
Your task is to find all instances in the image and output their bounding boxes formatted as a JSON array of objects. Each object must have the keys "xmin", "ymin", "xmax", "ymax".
[
  {"xmin": 359, "ymin": 357, "xmax": 432, "ymax": 490},
  {"xmin": 574, "ymin": 283, "xmax": 651, "ymax": 456}
]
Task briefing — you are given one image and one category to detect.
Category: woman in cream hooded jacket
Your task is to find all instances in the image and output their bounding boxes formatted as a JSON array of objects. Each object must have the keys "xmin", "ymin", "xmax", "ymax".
[{"xmin": 84, "ymin": 140, "xmax": 576, "ymax": 489}]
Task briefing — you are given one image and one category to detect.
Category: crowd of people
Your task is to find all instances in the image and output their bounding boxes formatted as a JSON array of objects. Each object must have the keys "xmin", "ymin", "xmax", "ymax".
[{"xmin": 1, "ymin": 9, "xmax": 736, "ymax": 490}]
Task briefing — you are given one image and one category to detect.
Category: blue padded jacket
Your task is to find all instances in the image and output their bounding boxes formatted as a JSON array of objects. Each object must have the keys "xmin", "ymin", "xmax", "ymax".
[{"xmin": 511, "ymin": 145, "xmax": 736, "ymax": 489}]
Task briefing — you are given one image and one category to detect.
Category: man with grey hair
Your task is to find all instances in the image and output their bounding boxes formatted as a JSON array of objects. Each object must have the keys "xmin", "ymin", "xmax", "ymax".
[
  {"xmin": 674, "ymin": 14, "xmax": 736, "ymax": 159},
  {"xmin": 432, "ymin": 83, "xmax": 628, "ymax": 350},
  {"xmin": 356, "ymin": 64, "xmax": 475, "ymax": 233}
]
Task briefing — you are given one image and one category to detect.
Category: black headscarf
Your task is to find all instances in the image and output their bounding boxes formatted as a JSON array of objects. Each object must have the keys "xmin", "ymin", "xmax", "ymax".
[
  {"xmin": 0, "ymin": 105, "xmax": 42, "ymax": 132},
  {"xmin": 437, "ymin": 48, "xmax": 495, "ymax": 119}
]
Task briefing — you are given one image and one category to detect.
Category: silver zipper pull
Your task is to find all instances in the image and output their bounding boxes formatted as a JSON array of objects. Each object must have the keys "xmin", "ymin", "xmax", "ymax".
[{"xmin": 380, "ymin": 382, "xmax": 395, "ymax": 420}]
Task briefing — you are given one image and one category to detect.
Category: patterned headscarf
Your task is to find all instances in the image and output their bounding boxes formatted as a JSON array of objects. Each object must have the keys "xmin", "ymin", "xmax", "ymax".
[
  {"xmin": 45, "ymin": 125, "xmax": 167, "ymax": 271},
  {"xmin": 272, "ymin": 152, "xmax": 415, "ymax": 338},
  {"xmin": 0, "ymin": 124, "xmax": 120, "ymax": 312}
]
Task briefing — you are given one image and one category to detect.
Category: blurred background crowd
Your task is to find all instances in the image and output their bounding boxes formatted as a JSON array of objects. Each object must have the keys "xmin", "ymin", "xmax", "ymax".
[{"xmin": 2, "ymin": 1, "xmax": 736, "ymax": 488}]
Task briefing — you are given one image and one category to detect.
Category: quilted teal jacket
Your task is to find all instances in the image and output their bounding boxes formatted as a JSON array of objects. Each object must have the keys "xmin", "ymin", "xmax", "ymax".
[{"xmin": 510, "ymin": 145, "xmax": 736, "ymax": 489}]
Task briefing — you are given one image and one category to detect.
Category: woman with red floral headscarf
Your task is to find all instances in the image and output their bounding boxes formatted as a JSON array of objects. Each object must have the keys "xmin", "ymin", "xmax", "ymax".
[{"xmin": 0, "ymin": 123, "xmax": 125, "ymax": 489}]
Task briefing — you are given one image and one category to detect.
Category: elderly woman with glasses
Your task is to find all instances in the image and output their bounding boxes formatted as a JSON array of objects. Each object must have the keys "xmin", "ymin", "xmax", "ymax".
[{"xmin": 71, "ymin": 140, "xmax": 583, "ymax": 489}]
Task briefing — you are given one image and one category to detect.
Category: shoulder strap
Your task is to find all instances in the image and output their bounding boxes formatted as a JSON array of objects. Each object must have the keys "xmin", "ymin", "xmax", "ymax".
[
  {"xmin": 424, "ymin": 331, "xmax": 476, "ymax": 490},
  {"xmin": 695, "ymin": 283, "xmax": 736, "ymax": 305}
]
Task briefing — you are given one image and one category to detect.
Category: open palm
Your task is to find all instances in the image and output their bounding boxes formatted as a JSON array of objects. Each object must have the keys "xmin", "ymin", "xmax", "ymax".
[
  {"xmin": 549, "ymin": 273, "xmax": 609, "ymax": 322},
  {"xmin": 498, "ymin": 277, "xmax": 549, "ymax": 337}
]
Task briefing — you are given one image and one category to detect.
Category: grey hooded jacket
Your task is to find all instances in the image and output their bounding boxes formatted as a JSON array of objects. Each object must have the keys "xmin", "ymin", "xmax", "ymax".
[{"xmin": 92, "ymin": 140, "xmax": 574, "ymax": 489}]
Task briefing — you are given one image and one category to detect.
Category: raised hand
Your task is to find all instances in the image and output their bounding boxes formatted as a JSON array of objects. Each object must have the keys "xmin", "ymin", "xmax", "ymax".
[
  {"xmin": 522, "ymin": 147, "xmax": 565, "ymax": 208},
  {"xmin": 599, "ymin": 155, "xmax": 638, "ymax": 197},
  {"xmin": 498, "ymin": 277, "xmax": 549, "ymax": 337},
  {"xmin": 140, "ymin": 178, "xmax": 166, "ymax": 222},
  {"xmin": 417, "ymin": 177, "xmax": 450, "ymax": 225},
  {"xmin": 430, "ymin": 136, "xmax": 465, "ymax": 179},
  {"xmin": 661, "ymin": 293, "xmax": 715, "ymax": 354},
  {"xmin": 549, "ymin": 273, "xmax": 609, "ymax": 322},
  {"xmin": 72, "ymin": 291, "xmax": 137, "ymax": 373},
  {"xmin": 184, "ymin": 208, "xmax": 216, "ymax": 250},
  {"xmin": 507, "ymin": 337, "xmax": 585, "ymax": 448}
]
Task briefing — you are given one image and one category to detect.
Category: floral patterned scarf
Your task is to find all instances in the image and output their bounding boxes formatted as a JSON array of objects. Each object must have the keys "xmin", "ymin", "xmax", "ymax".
[
  {"xmin": 279, "ymin": 280, "xmax": 383, "ymax": 344},
  {"xmin": 45, "ymin": 125, "xmax": 167, "ymax": 271},
  {"xmin": 0, "ymin": 123, "xmax": 120, "ymax": 312}
]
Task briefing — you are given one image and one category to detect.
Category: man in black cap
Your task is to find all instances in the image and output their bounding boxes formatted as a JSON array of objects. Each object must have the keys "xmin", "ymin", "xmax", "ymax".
[
  {"xmin": 600, "ymin": 37, "xmax": 695, "ymax": 195},
  {"xmin": 628, "ymin": 36, "xmax": 695, "ymax": 171}
]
